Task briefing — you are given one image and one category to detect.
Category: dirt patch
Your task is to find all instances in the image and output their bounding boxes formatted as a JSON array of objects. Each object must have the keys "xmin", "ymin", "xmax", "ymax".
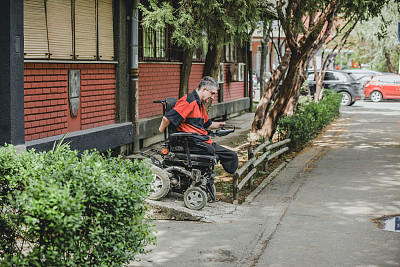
[{"xmin": 213, "ymin": 133, "xmax": 304, "ymax": 204}]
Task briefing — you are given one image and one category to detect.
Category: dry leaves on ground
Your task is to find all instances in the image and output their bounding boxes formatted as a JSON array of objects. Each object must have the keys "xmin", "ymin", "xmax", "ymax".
[{"xmin": 214, "ymin": 133, "xmax": 301, "ymax": 204}]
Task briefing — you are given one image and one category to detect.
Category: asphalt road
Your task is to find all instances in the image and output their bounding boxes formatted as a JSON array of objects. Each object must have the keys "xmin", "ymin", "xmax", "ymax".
[
  {"xmin": 354, "ymin": 99, "xmax": 400, "ymax": 111},
  {"xmin": 131, "ymin": 100, "xmax": 400, "ymax": 267}
]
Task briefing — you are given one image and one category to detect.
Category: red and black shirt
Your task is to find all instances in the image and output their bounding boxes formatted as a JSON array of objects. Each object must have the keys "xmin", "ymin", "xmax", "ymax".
[{"xmin": 165, "ymin": 90, "xmax": 212, "ymax": 144}]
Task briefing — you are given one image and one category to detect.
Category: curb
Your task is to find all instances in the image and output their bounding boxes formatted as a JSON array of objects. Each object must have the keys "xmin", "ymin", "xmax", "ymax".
[{"xmin": 146, "ymin": 193, "xmax": 240, "ymax": 223}]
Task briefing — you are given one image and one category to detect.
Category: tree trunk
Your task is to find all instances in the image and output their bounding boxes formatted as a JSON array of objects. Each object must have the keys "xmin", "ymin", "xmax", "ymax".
[
  {"xmin": 284, "ymin": 66, "xmax": 305, "ymax": 116},
  {"xmin": 260, "ymin": 22, "xmax": 272, "ymax": 96},
  {"xmin": 315, "ymin": 68, "xmax": 326, "ymax": 102},
  {"xmin": 179, "ymin": 48, "xmax": 194, "ymax": 98},
  {"xmin": 257, "ymin": 56, "xmax": 302, "ymax": 140},
  {"xmin": 203, "ymin": 45, "xmax": 223, "ymax": 79},
  {"xmin": 250, "ymin": 47, "xmax": 291, "ymax": 143},
  {"xmin": 202, "ymin": 43, "xmax": 223, "ymax": 111},
  {"xmin": 384, "ymin": 50, "xmax": 396, "ymax": 73},
  {"xmin": 251, "ymin": 2, "xmax": 339, "ymax": 143},
  {"xmin": 313, "ymin": 56, "xmax": 326, "ymax": 102}
]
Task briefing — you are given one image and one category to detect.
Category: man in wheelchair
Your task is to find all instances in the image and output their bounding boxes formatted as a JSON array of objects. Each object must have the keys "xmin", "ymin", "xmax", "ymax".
[
  {"xmin": 147, "ymin": 76, "xmax": 238, "ymax": 209},
  {"xmin": 158, "ymin": 76, "xmax": 239, "ymax": 175}
]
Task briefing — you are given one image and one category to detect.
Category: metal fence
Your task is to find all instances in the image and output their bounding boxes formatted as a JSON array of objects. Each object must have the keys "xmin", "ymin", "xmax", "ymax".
[{"xmin": 232, "ymin": 138, "xmax": 291, "ymax": 204}]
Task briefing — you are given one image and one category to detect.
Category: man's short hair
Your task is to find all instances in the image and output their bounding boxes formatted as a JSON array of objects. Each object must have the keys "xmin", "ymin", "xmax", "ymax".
[{"xmin": 197, "ymin": 76, "xmax": 219, "ymax": 91}]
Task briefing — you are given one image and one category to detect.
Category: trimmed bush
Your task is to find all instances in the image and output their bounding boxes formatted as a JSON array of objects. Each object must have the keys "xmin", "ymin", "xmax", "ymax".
[
  {"xmin": 278, "ymin": 89, "xmax": 342, "ymax": 147},
  {"xmin": 0, "ymin": 142, "xmax": 155, "ymax": 266}
]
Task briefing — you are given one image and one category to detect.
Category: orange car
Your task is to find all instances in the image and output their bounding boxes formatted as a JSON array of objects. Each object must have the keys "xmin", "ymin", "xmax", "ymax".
[{"xmin": 364, "ymin": 74, "xmax": 400, "ymax": 102}]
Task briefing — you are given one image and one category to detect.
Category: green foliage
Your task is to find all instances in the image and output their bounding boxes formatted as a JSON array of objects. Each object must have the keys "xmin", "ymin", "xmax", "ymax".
[
  {"xmin": 215, "ymin": 178, "xmax": 232, "ymax": 198},
  {"xmin": 277, "ymin": 90, "xmax": 342, "ymax": 147},
  {"xmin": 351, "ymin": 2, "xmax": 400, "ymax": 72},
  {"xmin": 0, "ymin": 143, "xmax": 155, "ymax": 266},
  {"xmin": 140, "ymin": 0, "xmax": 260, "ymax": 49}
]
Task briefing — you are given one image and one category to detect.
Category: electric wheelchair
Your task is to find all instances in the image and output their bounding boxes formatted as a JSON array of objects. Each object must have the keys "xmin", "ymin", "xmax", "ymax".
[{"xmin": 142, "ymin": 98, "xmax": 234, "ymax": 210}]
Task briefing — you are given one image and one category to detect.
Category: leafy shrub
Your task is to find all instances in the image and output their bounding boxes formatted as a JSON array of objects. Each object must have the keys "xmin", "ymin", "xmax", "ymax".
[
  {"xmin": 278, "ymin": 90, "xmax": 342, "ymax": 147},
  {"xmin": 0, "ymin": 142, "xmax": 155, "ymax": 266}
]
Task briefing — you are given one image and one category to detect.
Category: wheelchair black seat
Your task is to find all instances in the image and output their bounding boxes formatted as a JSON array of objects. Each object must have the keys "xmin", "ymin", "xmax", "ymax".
[
  {"xmin": 169, "ymin": 133, "xmax": 216, "ymax": 156},
  {"xmin": 165, "ymin": 97, "xmax": 178, "ymax": 112},
  {"xmin": 165, "ymin": 98, "xmax": 178, "ymax": 135}
]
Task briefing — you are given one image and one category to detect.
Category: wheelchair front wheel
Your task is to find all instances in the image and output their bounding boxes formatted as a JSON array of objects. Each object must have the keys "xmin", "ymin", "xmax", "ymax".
[
  {"xmin": 184, "ymin": 187, "xmax": 207, "ymax": 210},
  {"xmin": 149, "ymin": 165, "xmax": 170, "ymax": 200}
]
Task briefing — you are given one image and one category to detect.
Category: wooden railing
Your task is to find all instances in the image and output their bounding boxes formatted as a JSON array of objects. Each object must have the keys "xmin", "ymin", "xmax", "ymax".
[{"xmin": 232, "ymin": 138, "xmax": 291, "ymax": 204}]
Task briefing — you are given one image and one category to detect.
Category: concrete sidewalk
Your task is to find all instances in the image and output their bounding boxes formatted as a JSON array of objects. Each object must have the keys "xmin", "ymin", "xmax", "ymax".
[{"xmin": 131, "ymin": 102, "xmax": 400, "ymax": 266}]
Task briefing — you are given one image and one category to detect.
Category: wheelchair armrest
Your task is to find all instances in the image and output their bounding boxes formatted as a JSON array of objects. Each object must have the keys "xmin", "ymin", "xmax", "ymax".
[
  {"xmin": 208, "ymin": 125, "xmax": 235, "ymax": 137},
  {"xmin": 215, "ymin": 129, "xmax": 234, "ymax": 137},
  {"xmin": 170, "ymin": 132, "xmax": 199, "ymax": 138}
]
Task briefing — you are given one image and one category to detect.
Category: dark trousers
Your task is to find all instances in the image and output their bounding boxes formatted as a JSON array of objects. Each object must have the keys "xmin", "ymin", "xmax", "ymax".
[
  {"xmin": 212, "ymin": 143, "xmax": 238, "ymax": 174},
  {"xmin": 187, "ymin": 138, "xmax": 239, "ymax": 174}
]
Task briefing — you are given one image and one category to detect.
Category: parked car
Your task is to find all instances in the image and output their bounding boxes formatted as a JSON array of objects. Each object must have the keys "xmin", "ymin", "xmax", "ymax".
[
  {"xmin": 343, "ymin": 69, "xmax": 381, "ymax": 87},
  {"xmin": 364, "ymin": 74, "xmax": 400, "ymax": 102},
  {"xmin": 307, "ymin": 70, "xmax": 363, "ymax": 106}
]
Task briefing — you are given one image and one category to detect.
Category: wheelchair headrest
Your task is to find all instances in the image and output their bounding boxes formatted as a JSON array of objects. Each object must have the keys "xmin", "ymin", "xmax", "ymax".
[{"xmin": 165, "ymin": 98, "xmax": 177, "ymax": 113}]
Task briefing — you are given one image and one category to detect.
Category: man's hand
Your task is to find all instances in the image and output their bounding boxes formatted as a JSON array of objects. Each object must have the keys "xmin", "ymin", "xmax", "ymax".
[{"xmin": 208, "ymin": 121, "xmax": 225, "ymax": 130}]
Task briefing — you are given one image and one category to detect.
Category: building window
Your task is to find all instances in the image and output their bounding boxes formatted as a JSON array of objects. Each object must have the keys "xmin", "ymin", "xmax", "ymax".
[
  {"xmin": 24, "ymin": 0, "xmax": 114, "ymax": 61},
  {"xmin": 155, "ymin": 28, "xmax": 166, "ymax": 58},
  {"xmin": 225, "ymin": 43, "xmax": 235, "ymax": 62},
  {"xmin": 141, "ymin": 26, "xmax": 168, "ymax": 60}
]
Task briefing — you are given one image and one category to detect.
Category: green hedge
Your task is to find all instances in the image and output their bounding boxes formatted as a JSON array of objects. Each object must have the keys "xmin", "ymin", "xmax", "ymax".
[
  {"xmin": 278, "ymin": 90, "xmax": 342, "ymax": 147},
  {"xmin": 0, "ymin": 142, "xmax": 155, "ymax": 266}
]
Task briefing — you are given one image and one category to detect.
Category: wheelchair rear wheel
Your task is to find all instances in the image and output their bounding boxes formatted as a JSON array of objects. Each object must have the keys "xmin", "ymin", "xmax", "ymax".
[
  {"xmin": 149, "ymin": 165, "xmax": 170, "ymax": 200},
  {"xmin": 183, "ymin": 187, "xmax": 207, "ymax": 210}
]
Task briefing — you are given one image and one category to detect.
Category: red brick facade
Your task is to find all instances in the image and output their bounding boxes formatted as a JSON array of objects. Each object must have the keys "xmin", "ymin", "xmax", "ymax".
[
  {"xmin": 23, "ymin": 62, "xmax": 245, "ymax": 142},
  {"xmin": 138, "ymin": 63, "xmax": 181, "ymax": 119},
  {"xmin": 222, "ymin": 66, "xmax": 245, "ymax": 101},
  {"xmin": 24, "ymin": 63, "xmax": 116, "ymax": 141},
  {"xmin": 138, "ymin": 62, "xmax": 245, "ymax": 119}
]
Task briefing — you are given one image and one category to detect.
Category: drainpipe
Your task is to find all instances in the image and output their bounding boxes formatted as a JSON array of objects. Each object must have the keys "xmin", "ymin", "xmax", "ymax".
[
  {"xmin": 247, "ymin": 41, "xmax": 253, "ymax": 112},
  {"xmin": 130, "ymin": 0, "xmax": 140, "ymax": 153}
]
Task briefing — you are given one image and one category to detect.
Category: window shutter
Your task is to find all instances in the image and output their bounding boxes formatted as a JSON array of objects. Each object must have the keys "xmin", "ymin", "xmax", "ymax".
[
  {"xmin": 24, "ymin": 0, "xmax": 49, "ymax": 59},
  {"xmin": 75, "ymin": 0, "xmax": 97, "ymax": 60},
  {"xmin": 98, "ymin": 0, "xmax": 114, "ymax": 61},
  {"xmin": 47, "ymin": 0, "xmax": 73, "ymax": 59}
]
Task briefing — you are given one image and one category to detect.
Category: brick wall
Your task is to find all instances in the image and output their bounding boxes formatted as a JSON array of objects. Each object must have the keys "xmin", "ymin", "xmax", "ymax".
[
  {"xmin": 138, "ymin": 63, "xmax": 181, "ymax": 119},
  {"xmin": 80, "ymin": 66, "xmax": 116, "ymax": 130},
  {"xmin": 224, "ymin": 74, "xmax": 244, "ymax": 102},
  {"xmin": 24, "ymin": 63, "xmax": 116, "ymax": 141},
  {"xmin": 188, "ymin": 64, "xmax": 221, "ymax": 104},
  {"xmin": 188, "ymin": 64, "xmax": 204, "ymax": 92},
  {"xmin": 138, "ymin": 63, "xmax": 247, "ymax": 118}
]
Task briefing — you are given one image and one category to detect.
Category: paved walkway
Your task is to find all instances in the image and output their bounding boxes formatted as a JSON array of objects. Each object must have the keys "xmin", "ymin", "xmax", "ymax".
[{"xmin": 131, "ymin": 101, "xmax": 400, "ymax": 266}]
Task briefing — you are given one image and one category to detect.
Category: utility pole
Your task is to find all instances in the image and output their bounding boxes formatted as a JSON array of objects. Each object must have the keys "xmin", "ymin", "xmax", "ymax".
[
  {"xmin": 247, "ymin": 41, "xmax": 253, "ymax": 111},
  {"xmin": 130, "ymin": 0, "xmax": 140, "ymax": 153}
]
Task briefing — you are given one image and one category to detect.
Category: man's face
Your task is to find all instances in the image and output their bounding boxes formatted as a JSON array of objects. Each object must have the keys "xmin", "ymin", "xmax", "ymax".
[{"xmin": 201, "ymin": 87, "xmax": 218, "ymax": 103}]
